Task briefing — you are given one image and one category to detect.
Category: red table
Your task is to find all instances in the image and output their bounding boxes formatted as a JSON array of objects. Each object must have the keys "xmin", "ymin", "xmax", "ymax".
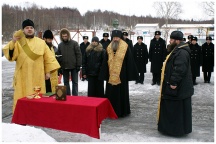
[{"xmin": 11, "ymin": 96, "xmax": 118, "ymax": 139}]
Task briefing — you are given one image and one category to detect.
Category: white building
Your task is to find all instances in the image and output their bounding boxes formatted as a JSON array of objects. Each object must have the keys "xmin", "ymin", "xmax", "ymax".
[
  {"xmin": 161, "ymin": 24, "xmax": 214, "ymax": 45},
  {"xmin": 133, "ymin": 23, "xmax": 160, "ymax": 47}
]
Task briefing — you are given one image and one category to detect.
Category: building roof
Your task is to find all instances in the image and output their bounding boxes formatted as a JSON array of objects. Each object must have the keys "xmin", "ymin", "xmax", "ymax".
[
  {"xmin": 135, "ymin": 23, "xmax": 159, "ymax": 27},
  {"xmin": 161, "ymin": 24, "xmax": 214, "ymax": 28}
]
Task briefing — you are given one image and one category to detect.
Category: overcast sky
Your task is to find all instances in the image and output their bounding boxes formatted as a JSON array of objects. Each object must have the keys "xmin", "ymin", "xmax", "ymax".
[{"xmin": 1, "ymin": 0, "xmax": 214, "ymax": 20}]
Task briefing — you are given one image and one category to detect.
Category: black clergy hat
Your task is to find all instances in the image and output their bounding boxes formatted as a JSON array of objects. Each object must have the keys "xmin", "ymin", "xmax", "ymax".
[
  {"xmin": 43, "ymin": 30, "xmax": 53, "ymax": 39},
  {"xmin": 155, "ymin": 31, "xmax": 161, "ymax": 35},
  {"xmin": 170, "ymin": 31, "xmax": 183, "ymax": 40},
  {"xmin": 206, "ymin": 36, "xmax": 212, "ymax": 40},
  {"xmin": 22, "ymin": 19, "xmax": 34, "ymax": 29},
  {"xmin": 137, "ymin": 36, "xmax": 143, "ymax": 40},
  {"xmin": 103, "ymin": 33, "xmax": 109, "ymax": 37},
  {"xmin": 83, "ymin": 36, "xmax": 88, "ymax": 40},
  {"xmin": 122, "ymin": 31, "xmax": 128, "ymax": 36},
  {"xmin": 192, "ymin": 36, "xmax": 198, "ymax": 41},
  {"xmin": 111, "ymin": 30, "xmax": 122, "ymax": 38}
]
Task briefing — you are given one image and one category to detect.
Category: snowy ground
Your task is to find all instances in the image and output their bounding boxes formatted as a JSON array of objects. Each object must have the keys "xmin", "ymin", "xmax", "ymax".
[{"xmin": 1, "ymin": 55, "xmax": 214, "ymax": 142}]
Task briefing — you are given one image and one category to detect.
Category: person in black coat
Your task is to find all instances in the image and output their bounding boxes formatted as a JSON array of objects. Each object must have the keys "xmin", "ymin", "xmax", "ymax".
[
  {"xmin": 122, "ymin": 31, "xmax": 134, "ymax": 53},
  {"xmin": 149, "ymin": 31, "xmax": 167, "ymax": 85},
  {"xmin": 133, "ymin": 36, "xmax": 149, "ymax": 84},
  {"xmin": 100, "ymin": 33, "xmax": 111, "ymax": 50},
  {"xmin": 189, "ymin": 37, "xmax": 203, "ymax": 85},
  {"xmin": 80, "ymin": 36, "xmax": 90, "ymax": 81},
  {"xmin": 158, "ymin": 31, "xmax": 194, "ymax": 136},
  {"xmin": 186, "ymin": 35, "xmax": 193, "ymax": 45},
  {"xmin": 202, "ymin": 36, "xmax": 214, "ymax": 83},
  {"xmin": 82, "ymin": 36, "xmax": 105, "ymax": 97}
]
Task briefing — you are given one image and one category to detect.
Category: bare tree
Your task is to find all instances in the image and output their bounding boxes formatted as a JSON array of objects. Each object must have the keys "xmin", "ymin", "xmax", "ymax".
[
  {"xmin": 153, "ymin": 2, "xmax": 182, "ymax": 43},
  {"xmin": 202, "ymin": 2, "xmax": 214, "ymax": 17}
]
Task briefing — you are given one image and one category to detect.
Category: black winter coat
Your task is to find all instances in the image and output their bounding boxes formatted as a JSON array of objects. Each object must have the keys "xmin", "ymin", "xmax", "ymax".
[
  {"xmin": 123, "ymin": 38, "xmax": 134, "ymax": 53},
  {"xmin": 149, "ymin": 37, "xmax": 167, "ymax": 73},
  {"xmin": 202, "ymin": 42, "xmax": 214, "ymax": 72},
  {"xmin": 82, "ymin": 43, "xmax": 105, "ymax": 76},
  {"xmin": 162, "ymin": 42, "xmax": 194, "ymax": 100},
  {"xmin": 57, "ymin": 39, "xmax": 82, "ymax": 69},
  {"xmin": 100, "ymin": 39, "xmax": 111, "ymax": 50},
  {"xmin": 80, "ymin": 42, "xmax": 90, "ymax": 58},
  {"xmin": 189, "ymin": 43, "xmax": 202, "ymax": 77},
  {"xmin": 133, "ymin": 42, "xmax": 149, "ymax": 73}
]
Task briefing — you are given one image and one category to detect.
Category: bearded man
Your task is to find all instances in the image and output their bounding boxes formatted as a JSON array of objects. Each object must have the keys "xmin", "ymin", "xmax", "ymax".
[
  {"xmin": 157, "ymin": 31, "xmax": 194, "ymax": 136},
  {"xmin": 99, "ymin": 30, "xmax": 138, "ymax": 117},
  {"xmin": 3, "ymin": 19, "xmax": 60, "ymax": 112}
]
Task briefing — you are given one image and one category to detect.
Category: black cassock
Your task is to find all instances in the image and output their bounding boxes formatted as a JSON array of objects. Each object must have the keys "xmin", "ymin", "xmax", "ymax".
[{"xmin": 99, "ymin": 45, "xmax": 138, "ymax": 117}]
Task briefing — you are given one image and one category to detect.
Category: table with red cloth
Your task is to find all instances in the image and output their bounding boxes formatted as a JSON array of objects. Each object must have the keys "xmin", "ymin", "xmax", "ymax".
[{"xmin": 11, "ymin": 96, "xmax": 118, "ymax": 139}]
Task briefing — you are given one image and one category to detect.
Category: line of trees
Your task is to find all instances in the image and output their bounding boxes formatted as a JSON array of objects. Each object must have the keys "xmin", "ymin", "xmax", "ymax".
[{"xmin": 2, "ymin": 3, "xmax": 214, "ymax": 41}]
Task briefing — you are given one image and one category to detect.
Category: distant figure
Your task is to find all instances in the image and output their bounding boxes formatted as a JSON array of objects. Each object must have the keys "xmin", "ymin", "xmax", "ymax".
[
  {"xmin": 122, "ymin": 31, "xmax": 134, "ymax": 53},
  {"xmin": 189, "ymin": 36, "xmax": 202, "ymax": 85},
  {"xmin": 43, "ymin": 29, "xmax": 59, "ymax": 93},
  {"xmin": 133, "ymin": 36, "xmax": 149, "ymax": 84},
  {"xmin": 186, "ymin": 35, "xmax": 193, "ymax": 45},
  {"xmin": 82, "ymin": 37, "xmax": 105, "ymax": 97},
  {"xmin": 80, "ymin": 36, "xmax": 90, "ymax": 81},
  {"xmin": 149, "ymin": 31, "xmax": 166, "ymax": 85},
  {"xmin": 158, "ymin": 30, "xmax": 194, "ymax": 136},
  {"xmin": 99, "ymin": 30, "xmax": 138, "ymax": 117},
  {"xmin": 100, "ymin": 33, "xmax": 111, "ymax": 50},
  {"xmin": 182, "ymin": 37, "xmax": 186, "ymax": 42},
  {"xmin": 202, "ymin": 36, "xmax": 214, "ymax": 83},
  {"xmin": 2, "ymin": 19, "xmax": 60, "ymax": 112},
  {"xmin": 56, "ymin": 28, "xmax": 82, "ymax": 95}
]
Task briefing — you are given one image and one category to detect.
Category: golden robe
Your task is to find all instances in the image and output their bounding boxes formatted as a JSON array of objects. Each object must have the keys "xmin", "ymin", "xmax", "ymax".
[
  {"xmin": 49, "ymin": 46, "xmax": 59, "ymax": 93},
  {"xmin": 3, "ymin": 37, "xmax": 60, "ymax": 112}
]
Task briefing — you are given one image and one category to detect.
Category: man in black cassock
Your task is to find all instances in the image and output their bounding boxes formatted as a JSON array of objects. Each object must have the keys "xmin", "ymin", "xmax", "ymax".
[
  {"xmin": 99, "ymin": 30, "xmax": 138, "ymax": 117},
  {"xmin": 158, "ymin": 31, "xmax": 194, "ymax": 136}
]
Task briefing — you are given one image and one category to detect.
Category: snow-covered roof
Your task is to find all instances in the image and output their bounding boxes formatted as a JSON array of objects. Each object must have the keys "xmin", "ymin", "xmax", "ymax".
[
  {"xmin": 135, "ymin": 23, "xmax": 159, "ymax": 27},
  {"xmin": 161, "ymin": 24, "xmax": 214, "ymax": 28}
]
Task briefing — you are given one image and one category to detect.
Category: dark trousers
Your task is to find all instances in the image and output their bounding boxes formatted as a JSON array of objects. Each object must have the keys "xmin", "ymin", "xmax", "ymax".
[
  {"xmin": 87, "ymin": 75, "xmax": 104, "ymax": 97},
  {"xmin": 45, "ymin": 79, "xmax": 52, "ymax": 93},
  {"xmin": 192, "ymin": 77, "xmax": 196, "ymax": 83},
  {"xmin": 152, "ymin": 73, "xmax": 161, "ymax": 83},
  {"xmin": 63, "ymin": 69, "xmax": 78, "ymax": 96},
  {"xmin": 203, "ymin": 72, "xmax": 212, "ymax": 82},
  {"xmin": 136, "ymin": 73, "xmax": 145, "ymax": 83}
]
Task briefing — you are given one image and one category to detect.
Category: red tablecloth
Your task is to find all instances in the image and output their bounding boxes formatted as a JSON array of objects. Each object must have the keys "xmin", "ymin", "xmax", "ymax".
[{"xmin": 11, "ymin": 96, "xmax": 118, "ymax": 139}]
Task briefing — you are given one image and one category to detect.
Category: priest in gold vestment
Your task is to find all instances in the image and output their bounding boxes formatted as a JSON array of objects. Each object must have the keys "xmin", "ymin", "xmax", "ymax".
[
  {"xmin": 99, "ymin": 30, "xmax": 138, "ymax": 117},
  {"xmin": 3, "ymin": 19, "xmax": 60, "ymax": 112}
]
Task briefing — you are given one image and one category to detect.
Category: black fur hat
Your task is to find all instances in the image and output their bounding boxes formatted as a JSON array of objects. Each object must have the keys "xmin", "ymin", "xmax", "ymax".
[
  {"xmin": 43, "ymin": 30, "xmax": 53, "ymax": 39},
  {"xmin": 122, "ymin": 32, "xmax": 128, "ymax": 36},
  {"xmin": 112, "ymin": 30, "xmax": 122, "ymax": 38},
  {"xmin": 155, "ymin": 31, "xmax": 161, "ymax": 35},
  {"xmin": 206, "ymin": 36, "xmax": 212, "ymax": 40},
  {"xmin": 103, "ymin": 33, "xmax": 109, "ymax": 37},
  {"xmin": 192, "ymin": 36, "xmax": 198, "ymax": 41},
  {"xmin": 22, "ymin": 19, "xmax": 34, "ymax": 29},
  {"xmin": 187, "ymin": 35, "xmax": 193, "ymax": 39},
  {"xmin": 83, "ymin": 36, "xmax": 88, "ymax": 40},
  {"xmin": 137, "ymin": 36, "xmax": 143, "ymax": 40}
]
